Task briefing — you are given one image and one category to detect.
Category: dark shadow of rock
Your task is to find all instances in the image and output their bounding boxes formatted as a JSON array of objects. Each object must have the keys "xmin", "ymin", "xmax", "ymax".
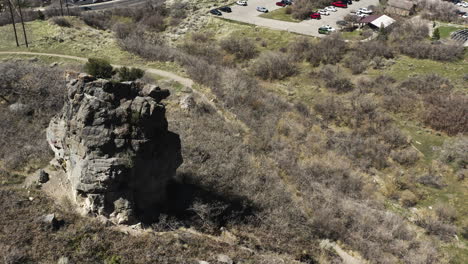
[{"xmin": 135, "ymin": 172, "xmax": 255, "ymax": 229}]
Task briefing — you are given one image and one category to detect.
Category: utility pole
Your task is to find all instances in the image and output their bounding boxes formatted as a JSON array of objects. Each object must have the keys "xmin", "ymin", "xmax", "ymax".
[
  {"xmin": 6, "ymin": 0, "xmax": 19, "ymax": 47},
  {"xmin": 15, "ymin": 0, "xmax": 28, "ymax": 47},
  {"xmin": 65, "ymin": 0, "xmax": 70, "ymax": 15},
  {"xmin": 59, "ymin": 0, "xmax": 64, "ymax": 16}
]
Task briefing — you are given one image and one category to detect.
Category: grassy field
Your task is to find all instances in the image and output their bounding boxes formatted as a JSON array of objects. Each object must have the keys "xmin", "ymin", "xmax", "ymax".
[
  {"xmin": 437, "ymin": 25, "xmax": 466, "ymax": 39},
  {"xmin": 0, "ymin": 18, "xmax": 184, "ymax": 74},
  {"xmin": 341, "ymin": 30, "xmax": 366, "ymax": 40},
  {"xmin": 368, "ymin": 55, "xmax": 468, "ymax": 89},
  {"xmin": 259, "ymin": 8, "xmax": 300, "ymax": 23},
  {"xmin": 206, "ymin": 17, "xmax": 309, "ymax": 51}
]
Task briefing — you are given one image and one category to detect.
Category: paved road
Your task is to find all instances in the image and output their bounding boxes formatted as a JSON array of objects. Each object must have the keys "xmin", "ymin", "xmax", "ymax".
[{"xmin": 221, "ymin": 0, "xmax": 379, "ymax": 37}]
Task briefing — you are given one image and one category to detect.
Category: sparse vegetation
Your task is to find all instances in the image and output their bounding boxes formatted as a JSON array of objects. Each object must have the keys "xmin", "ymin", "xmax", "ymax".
[{"xmin": 0, "ymin": 0, "xmax": 467, "ymax": 262}]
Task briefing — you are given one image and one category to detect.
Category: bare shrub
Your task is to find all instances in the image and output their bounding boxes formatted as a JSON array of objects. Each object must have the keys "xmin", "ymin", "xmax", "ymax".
[
  {"xmin": 326, "ymin": 77, "xmax": 354, "ymax": 93},
  {"xmin": 434, "ymin": 203, "xmax": 457, "ymax": 223},
  {"xmin": 423, "ymin": 92, "xmax": 468, "ymax": 136},
  {"xmin": 252, "ymin": 52, "xmax": 297, "ymax": 80},
  {"xmin": 0, "ymin": 62, "xmax": 66, "ymax": 170},
  {"xmin": 399, "ymin": 74, "xmax": 452, "ymax": 94},
  {"xmin": 439, "ymin": 136, "xmax": 467, "ymax": 170},
  {"xmin": 50, "ymin": 17, "xmax": 72, "ymax": 27},
  {"xmin": 219, "ymin": 35, "xmax": 258, "ymax": 60},
  {"xmin": 416, "ymin": 213, "xmax": 457, "ymax": 241},
  {"xmin": 140, "ymin": 14, "xmax": 166, "ymax": 32},
  {"xmin": 417, "ymin": 172, "xmax": 445, "ymax": 189},
  {"xmin": 417, "ymin": 0, "xmax": 459, "ymax": 22},
  {"xmin": 113, "ymin": 23, "xmax": 134, "ymax": 40},
  {"xmin": 288, "ymin": 37, "xmax": 313, "ymax": 62},
  {"xmin": 391, "ymin": 148, "xmax": 420, "ymax": 166},
  {"xmin": 400, "ymin": 190, "xmax": 418, "ymax": 207},
  {"xmin": 307, "ymin": 34, "xmax": 347, "ymax": 65},
  {"xmin": 119, "ymin": 33, "xmax": 179, "ymax": 62}
]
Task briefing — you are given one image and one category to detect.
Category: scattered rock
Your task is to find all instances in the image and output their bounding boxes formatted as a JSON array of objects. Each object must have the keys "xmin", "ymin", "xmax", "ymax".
[
  {"xmin": 8, "ymin": 103, "xmax": 32, "ymax": 115},
  {"xmin": 50, "ymin": 62, "xmax": 58, "ymax": 68},
  {"xmin": 38, "ymin": 213, "xmax": 61, "ymax": 230},
  {"xmin": 216, "ymin": 254, "xmax": 233, "ymax": 264},
  {"xmin": 29, "ymin": 57, "xmax": 38, "ymax": 62},
  {"xmin": 181, "ymin": 87, "xmax": 192, "ymax": 93},
  {"xmin": 38, "ymin": 170, "xmax": 49, "ymax": 184},
  {"xmin": 57, "ymin": 256, "xmax": 70, "ymax": 264},
  {"xmin": 180, "ymin": 95, "xmax": 196, "ymax": 110},
  {"xmin": 198, "ymin": 261, "xmax": 210, "ymax": 264}
]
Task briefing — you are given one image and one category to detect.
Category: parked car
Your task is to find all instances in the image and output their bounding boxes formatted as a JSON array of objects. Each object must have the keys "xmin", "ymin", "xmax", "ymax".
[
  {"xmin": 310, "ymin": 12, "xmax": 322, "ymax": 19},
  {"xmin": 319, "ymin": 9, "xmax": 330, "ymax": 15},
  {"xmin": 318, "ymin": 26, "xmax": 331, "ymax": 34},
  {"xmin": 276, "ymin": 2, "xmax": 287, "ymax": 7},
  {"xmin": 463, "ymin": 14, "xmax": 468, "ymax": 18},
  {"xmin": 358, "ymin": 7, "xmax": 372, "ymax": 14},
  {"xmin": 325, "ymin": 6, "xmax": 338, "ymax": 12},
  {"xmin": 236, "ymin": 1, "xmax": 247, "ymax": 6},
  {"xmin": 257, "ymin": 6, "xmax": 269, "ymax": 12},
  {"xmin": 356, "ymin": 12, "xmax": 368, "ymax": 18},
  {"xmin": 322, "ymin": 25, "xmax": 336, "ymax": 32},
  {"xmin": 80, "ymin": 6, "xmax": 92, "ymax": 11},
  {"xmin": 219, "ymin": 6, "xmax": 232, "ymax": 12},
  {"xmin": 343, "ymin": 0, "xmax": 353, "ymax": 4},
  {"xmin": 331, "ymin": 1, "xmax": 348, "ymax": 8},
  {"xmin": 210, "ymin": 9, "xmax": 222, "ymax": 16}
]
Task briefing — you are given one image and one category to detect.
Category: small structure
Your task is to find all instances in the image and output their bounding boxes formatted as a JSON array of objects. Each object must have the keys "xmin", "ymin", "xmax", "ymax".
[
  {"xmin": 358, "ymin": 15, "xmax": 396, "ymax": 29},
  {"xmin": 386, "ymin": 0, "xmax": 416, "ymax": 16}
]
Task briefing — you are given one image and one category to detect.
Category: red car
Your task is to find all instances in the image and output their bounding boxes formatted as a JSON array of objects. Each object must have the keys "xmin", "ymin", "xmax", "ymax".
[
  {"xmin": 276, "ymin": 2, "xmax": 287, "ymax": 6},
  {"xmin": 331, "ymin": 1, "xmax": 348, "ymax": 8},
  {"xmin": 310, "ymin": 12, "xmax": 321, "ymax": 19}
]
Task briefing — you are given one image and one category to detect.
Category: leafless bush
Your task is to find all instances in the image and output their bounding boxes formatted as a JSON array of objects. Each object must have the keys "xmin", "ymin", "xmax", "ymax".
[
  {"xmin": 417, "ymin": 0, "xmax": 459, "ymax": 22},
  {"xmin": 416, "ymin": 213, "xmax": 457, "ymax": 241},
  {"xmin": 113, "ymin": 23, "xmax": 134, "ymax": 39},
  {"xmin": 140, "ymin": 13, "xmax": 166, "ymax": 32},
  {"xmin": 307, "ymin": 34, "xmax": 347, "ymax": 65},
  {"xmin": 399, "ymin": 74, "xmax": 452, "ymax": 94},
  {"xmin": 391, "ymin": 148, "xmax": 420, "ymax": 166},
  {"xmin": 434, "ymin": 203, "xmax": 457, "ymax": 223},
  {"xmin": 288, "ymin": 37, "xmax": 313, "ymax": 62},
  {"xmin": 252, "ymin": 52, "xmax": 298, "ymax": 80},
  {"xmin": 423, "ymin": 92, "xmax": 468, "ymax": 135},
  {"xmin": 417, "ymin": 172, "xmax": 445, "ymax": 189},
  {"xmin": 50, "ymin": 16, "xmax": 71, "ymax": 27},
  {"xmin": 439, "ymin": 136, "xmax": 467, "ymax": 170},
  {"xmin": 0, "ymin": 61, "xmax": 66, "ymax": 170},
  {"xmin": 219, "ymin": 35, "xmax": 258, "ymax": 60},
  {"xmin": 119, "ymin": 33, "xmax": 179, "ymax": 62}
]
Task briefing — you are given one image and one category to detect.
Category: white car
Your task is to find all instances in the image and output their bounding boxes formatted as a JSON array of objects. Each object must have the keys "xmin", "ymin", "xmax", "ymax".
[
  {"xmin": 322, "ymin": 25, "xmax": 336, "ymax": 32},
  {"xmin": 463, "ymin": 14, "xmax": 468, "ymax": 18},
  {"xmin": 319, "ymin": 9, "xmax": 330, "ymax": 15},
  {"xmin": 256, "ymin": 6, "xmax": 268, "ymax": 13},
  {"xmin": 236, "ymin": 0, "xmax": 247, "ymax": 6},
  {"xmin": 325, "ymin": 6, "xmax": 337, "ymax": 12},
  {"xmin": 358, "ymin": 7, "xmax": 373, "ymax": 14},
  {"xmin": 356, "ymin": 12, "xmax": 368, "ymax": 18}
]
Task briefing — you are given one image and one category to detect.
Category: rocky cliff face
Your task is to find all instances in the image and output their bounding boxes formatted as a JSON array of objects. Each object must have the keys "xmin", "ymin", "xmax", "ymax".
[{"xmin": 47, "ymin": 73, "xmax": 182, "ymax": 223}]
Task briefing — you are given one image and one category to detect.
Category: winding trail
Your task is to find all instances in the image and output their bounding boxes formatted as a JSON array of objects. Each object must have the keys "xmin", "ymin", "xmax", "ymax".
[
  {"xmin": 0, "ymin": 51, "xmax": 194, "ymax": 87},
  {"xmin": 0, "ymin": 51, "xmax": 251, "ymax": 133}
]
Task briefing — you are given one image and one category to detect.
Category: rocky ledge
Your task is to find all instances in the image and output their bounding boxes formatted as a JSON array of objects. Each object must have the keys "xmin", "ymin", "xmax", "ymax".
[{"xmin": 47, "ymin": 73, "xmax": 182, "ymax": 224}]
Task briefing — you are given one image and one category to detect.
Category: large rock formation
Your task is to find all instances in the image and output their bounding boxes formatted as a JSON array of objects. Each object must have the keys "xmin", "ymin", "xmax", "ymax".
[{"xmin": 47, "ymin": 73, "xmax": 182, "ymax": 223}]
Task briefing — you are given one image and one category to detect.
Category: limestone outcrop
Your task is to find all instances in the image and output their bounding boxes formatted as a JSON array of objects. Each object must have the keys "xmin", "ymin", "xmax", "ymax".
[{"xmin": 47, "ymin": 73, "xmax": 182, "ymax": 223}]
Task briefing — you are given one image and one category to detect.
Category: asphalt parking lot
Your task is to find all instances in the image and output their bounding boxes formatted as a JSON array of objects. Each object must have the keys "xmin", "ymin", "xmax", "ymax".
[{"xmin": 221, "ymin": 0, "xmax": 380, "ymax": 37}]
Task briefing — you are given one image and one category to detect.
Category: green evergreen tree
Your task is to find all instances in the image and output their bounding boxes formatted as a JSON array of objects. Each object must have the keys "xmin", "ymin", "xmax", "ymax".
[
  {"xmin": 84, "ymin": 58, "xmax": 114, "ymax": 79},
  {"xmin": 432, "ymin": 28, "xmax": 440, "ymax": 41}
]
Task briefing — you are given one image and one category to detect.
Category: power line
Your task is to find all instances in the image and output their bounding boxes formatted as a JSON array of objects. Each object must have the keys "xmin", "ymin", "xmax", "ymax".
[
  {"xmin": 15, "ymin": 0, "xmax": 28, "ymax": 47},
  {"xmin": 6, "ymin": 0, "xmax": 19, "ymax": 47}
]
